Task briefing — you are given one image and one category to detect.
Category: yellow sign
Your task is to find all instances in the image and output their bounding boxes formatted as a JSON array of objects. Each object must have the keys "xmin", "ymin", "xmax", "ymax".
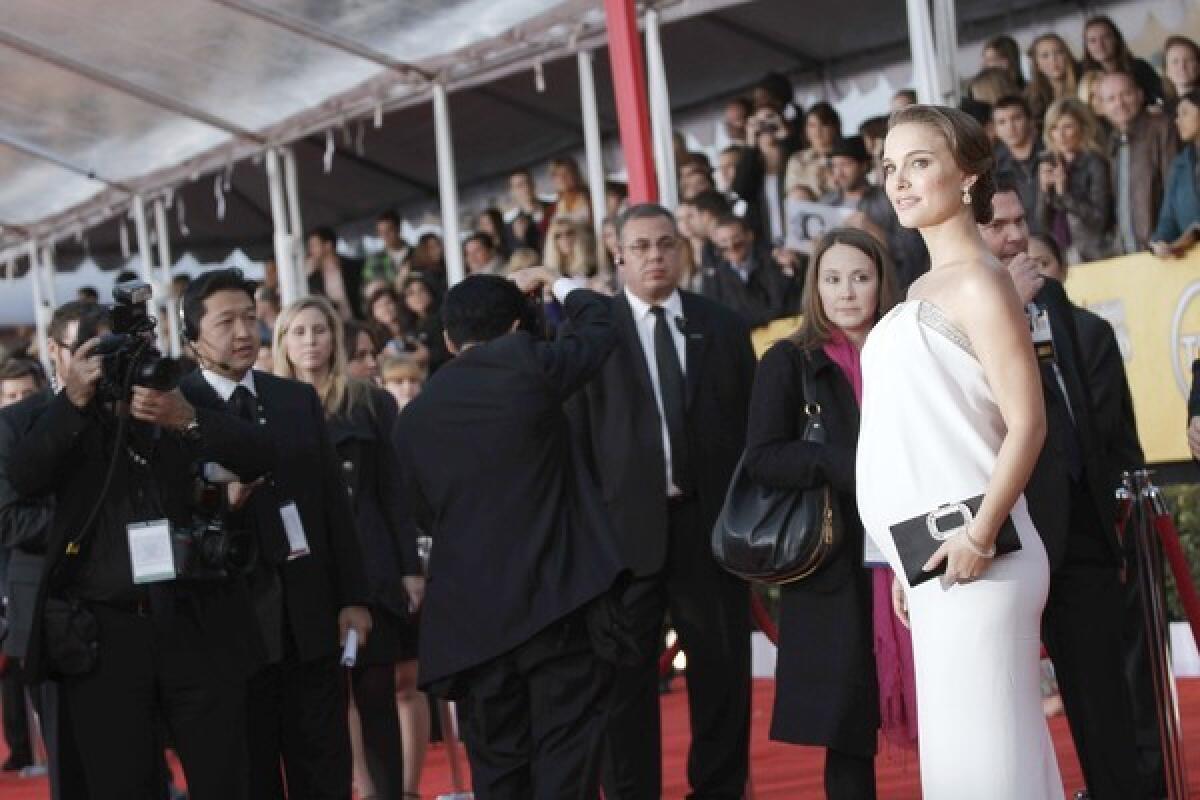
[{"xmin": 1065, "ymin": 251, "xmax": 1200, "ymax": 464}]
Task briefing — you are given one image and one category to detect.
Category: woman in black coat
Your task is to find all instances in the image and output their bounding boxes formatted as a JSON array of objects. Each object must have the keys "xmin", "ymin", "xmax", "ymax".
[
  {"xmin": 744, "ymin": 228, "xmax": 902, "ymax": 799},
  {"xmin": 273, "ymin": 295, "xmax": 422, "ymax": 800}
]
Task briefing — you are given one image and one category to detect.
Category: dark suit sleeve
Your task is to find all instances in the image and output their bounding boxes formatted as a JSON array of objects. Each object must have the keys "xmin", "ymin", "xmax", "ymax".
[
  {"xmin": 371, "ymin": 391, "xmax": 421, "ymax": 575},
  {"xmin": 0, "ymin": 407, "xmax": 53, "ymax": 551},
  {"xmin": 744, "ymin": 343, "xmax": 854, "ymax": 493},
  {"xmin": 1082, "ymin": 316, "xmax": 1144, "ymax": 471},
  {"xmin": 394, "ymin": 415, "xmax": 434, "ymax": 535},
  {"xmin": 309, "ymin": 387, "xmax": 368, "ymax": 609},
  {"xmin": 535, "ymin": 288, "xmax": 618, "ymax": 398},
  {"xmin": 191, "ymin": 407, "xmax": 275, "ymax": 481},
  {"xmin": 9, "ymin": 392, "xmax": 91, "ymax": 499}
]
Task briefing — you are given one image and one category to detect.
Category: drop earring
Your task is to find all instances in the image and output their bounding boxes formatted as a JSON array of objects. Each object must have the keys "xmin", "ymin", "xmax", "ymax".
[{"xmin": 962, "ymin": 187, "xmax": 972, "ymax": 205}]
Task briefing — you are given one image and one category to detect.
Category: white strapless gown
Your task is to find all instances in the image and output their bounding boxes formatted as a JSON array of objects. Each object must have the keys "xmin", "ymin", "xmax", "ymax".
[{"xmin": 856, "ymin": 300, "xmax": 1063, "ymax": 799}]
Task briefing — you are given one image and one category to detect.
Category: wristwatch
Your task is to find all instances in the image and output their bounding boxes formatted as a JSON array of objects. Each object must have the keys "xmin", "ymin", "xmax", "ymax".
[{"xmin": 181, "ymin": 412, "xmax": 201, "ymax": 440}]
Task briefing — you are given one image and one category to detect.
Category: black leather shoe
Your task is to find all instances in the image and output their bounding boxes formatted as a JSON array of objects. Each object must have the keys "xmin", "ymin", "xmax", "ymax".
[{"xmin": 1, "ymin": 753, "xmax": 32, "ymax": 772}]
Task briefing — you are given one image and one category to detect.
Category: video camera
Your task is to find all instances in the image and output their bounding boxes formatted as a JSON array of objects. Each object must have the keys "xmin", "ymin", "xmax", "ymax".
[
  {"xmin": 171, "ymin": 473, "xmax": 257, "ymax": 581},
  {"xmin": 92, "ymin": 280, "xmax": 182, "ymax": 403}
]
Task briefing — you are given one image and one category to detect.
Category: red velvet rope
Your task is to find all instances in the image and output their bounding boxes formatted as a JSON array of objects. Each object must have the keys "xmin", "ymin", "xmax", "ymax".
[{"xmin": 1153, "ymin": 510, "xmax": 1200, "ymax": 649}]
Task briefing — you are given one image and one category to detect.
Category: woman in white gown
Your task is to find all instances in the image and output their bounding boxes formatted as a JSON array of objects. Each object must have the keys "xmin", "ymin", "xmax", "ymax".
[{"xmin": 856, "ymin": 105, "xmax": 1064, "ymax": 799}]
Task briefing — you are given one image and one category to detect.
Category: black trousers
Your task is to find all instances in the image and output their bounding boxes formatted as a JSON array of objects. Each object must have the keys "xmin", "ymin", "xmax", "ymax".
[
  {"xmin": 63, "ymin": 604, "xmax": 249, "ymax": 800},
  {"xmin": 456, "ymin": 610, "xmax": 612, "ymax": 800},
  {"xmin": 1, "ymin": 660, "xmax": 32, "ymax": 764},
  {"xmin": 30, "ymin": 681, "xmax": 90, "ymax": 800},
  {"xmin": 824, "ymin": 747, "xmax": 876, "ymax": 800},
  {"xmin": 247, "ymin": 653, "xmax": 351, "ymax": 800},
  {"xmin": 1042, "ymin": 481, "xmax": 1142, "ymax": 800},
  {"xmin": 602, "ymin": 496, "xmax": 752, "ymax": 800}
]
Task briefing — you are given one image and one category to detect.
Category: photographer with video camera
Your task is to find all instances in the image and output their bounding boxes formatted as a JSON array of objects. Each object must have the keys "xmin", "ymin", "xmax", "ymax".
[{"xmin": 8, "ymin": 282, "xmax": 275, "ymax": 799}]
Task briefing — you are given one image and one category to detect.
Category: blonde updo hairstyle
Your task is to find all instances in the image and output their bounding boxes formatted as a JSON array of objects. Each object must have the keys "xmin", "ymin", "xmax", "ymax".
[{"xmin": 887, "ymin": 104, "xmax": 996, "ymax": 224}]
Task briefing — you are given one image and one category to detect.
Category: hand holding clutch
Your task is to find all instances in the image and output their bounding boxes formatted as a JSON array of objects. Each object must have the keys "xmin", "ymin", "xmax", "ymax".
[{"xmin": 924, "ymin": 527, "xmax": 993, "ymax": 585}]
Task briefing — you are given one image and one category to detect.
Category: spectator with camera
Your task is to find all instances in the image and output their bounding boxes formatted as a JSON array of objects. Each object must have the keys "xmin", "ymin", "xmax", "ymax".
[
  {"xmin": 9, "ymin": 284, "xmax": 275, "ymax": 800},
  {"xmin": 177, "ymin": 269, "xmax": 372, "ymax": 799},
  {"xmin": 1038, "ymin": 97, "xmax": 1115, "ymax": 263},
  {"xmin": 274, "ymin": 295, "xmax": 423, "ymax": 800},
  {"xmin": 731, "ymin": 106, "xmax": 798, "ymax": 248}
]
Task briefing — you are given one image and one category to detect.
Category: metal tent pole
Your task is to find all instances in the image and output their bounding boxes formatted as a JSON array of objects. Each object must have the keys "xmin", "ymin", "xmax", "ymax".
[
  {"xmin": 282, "ymin": 147, "xmax": 306, "ymax": 287},
  {"xmin": 433, "ymin": 82, "xmax": 464, "ymax": 287},
  {"xmin": 644, "ymin": 9, "xmax": 678, "ymax": 209},
  {"xmin": 577, "ymin": 50, "xmax": 610, "ymax": 270},
  {"xmin": 27, "ymin": 240, "xmax": 51, "ymax": 379},
  {"xmin": 153, "ymin": 197, "xmax": 181, "ymax": 357},
  {"xmin": 266, "ymin": 148, "xmax": 301, "ymax": 307},
  {"xmin": 131, "ymin": 196, "xmax": 168, "ymax": 350}
]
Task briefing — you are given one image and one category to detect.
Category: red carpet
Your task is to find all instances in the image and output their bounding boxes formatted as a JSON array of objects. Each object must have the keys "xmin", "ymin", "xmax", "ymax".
[{"xmin": 5, "ymin": 678, "xmax": 1200, "ymax": 798}]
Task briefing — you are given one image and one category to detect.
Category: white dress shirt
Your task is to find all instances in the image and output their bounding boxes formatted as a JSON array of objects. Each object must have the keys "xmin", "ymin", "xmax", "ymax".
[
  {"xmin": 623, "ymin": 287, "xmax": 687, "ymax": 496},
  {"xmin": 200, "ymin": 367, "xmax": 258, "ymax": 402}
]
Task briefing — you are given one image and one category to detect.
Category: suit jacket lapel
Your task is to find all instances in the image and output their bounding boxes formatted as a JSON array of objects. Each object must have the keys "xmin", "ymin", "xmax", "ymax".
[
  {"xmin": 615, "ymin": 293, "xmax": 656, "ymax": 402},
  {"xmin": 680, "ymin": 292, "xmax": 709, "ymax": 409}
]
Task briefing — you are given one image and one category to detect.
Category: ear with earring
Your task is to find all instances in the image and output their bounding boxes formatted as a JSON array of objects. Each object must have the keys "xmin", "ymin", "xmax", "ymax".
[{"xmin": 962, "ymin": 186, "xmax": 972, "ymax": 205}]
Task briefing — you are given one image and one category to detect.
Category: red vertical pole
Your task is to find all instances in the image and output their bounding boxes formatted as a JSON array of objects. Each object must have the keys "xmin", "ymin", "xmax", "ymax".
[{"xmin": 603, "ymin": 0, "xmax": 658, "ymax": 204}]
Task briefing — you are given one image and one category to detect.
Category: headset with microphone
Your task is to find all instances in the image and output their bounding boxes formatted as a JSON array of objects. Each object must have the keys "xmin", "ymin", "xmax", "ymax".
[{"xmin": 179, "ymin": 268, "xmax": 249, "ymax": 375}]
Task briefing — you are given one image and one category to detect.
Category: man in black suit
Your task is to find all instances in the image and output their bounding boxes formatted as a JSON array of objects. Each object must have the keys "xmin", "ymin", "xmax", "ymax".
[
  {"xmin": 980, "ymin": 178, "xmax": 1143, "ymax": 800},
  {"xmin": 177, "ymin": 269, "xmax": 371, "ymax": 799},
  {"xmin": 568, "ymin": 203, "xmax": 756, "ymax": 799},
  {"xmin": 10, "ymin": 291, "xmax": 273, "ymax": 799},
  {"xmin": 0, "ymin": 302, "xmax": 98, "ymax": 800},
  {"xmin": 703, "ymin": 214, "xmax": 791, "ymax": 328},
  {"xmin": 395, "ymin": 268, "xmax": 626, "ymax": 797},
  {"xmin": 1029, "ymin": 232, "xmax": 1162, "ymax": 798}
]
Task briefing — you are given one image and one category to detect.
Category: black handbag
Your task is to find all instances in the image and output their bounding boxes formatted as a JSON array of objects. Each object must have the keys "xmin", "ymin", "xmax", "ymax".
[
  {"xmin": 711, "ymin": 347, "xmax": 842, "ymax": 583},
  {"xmin": 889, "ymin": 494, "xmax": 1022, "ymax": 587},
  {"xmin": 41, "ymin": 593, "xmax": 99, "ymax": 678}
]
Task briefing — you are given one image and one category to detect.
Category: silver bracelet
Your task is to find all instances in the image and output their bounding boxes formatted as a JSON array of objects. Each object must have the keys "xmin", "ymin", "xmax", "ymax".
[{"xmin": 960, "ymin": 525, "xmax": 996, "ymax": 559}]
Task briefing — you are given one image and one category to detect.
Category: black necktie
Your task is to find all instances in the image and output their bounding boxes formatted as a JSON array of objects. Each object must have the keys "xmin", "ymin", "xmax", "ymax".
[
  {"xmin": 650, "ymin": 306, "xmax": 692, "ymax": 493},
  {"xmin": 227, "ymin": 385, "xmax": 257, "ymax": 423}
]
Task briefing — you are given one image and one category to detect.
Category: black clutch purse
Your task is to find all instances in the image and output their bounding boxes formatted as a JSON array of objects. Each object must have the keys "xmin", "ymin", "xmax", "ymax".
[
  {"xmin": 889, "ymin": 494, "xmax": 1021, "ymax": 587},
  {"xmin": 712, "ymin": 348, "xmax": 842, "ymax": 584}
]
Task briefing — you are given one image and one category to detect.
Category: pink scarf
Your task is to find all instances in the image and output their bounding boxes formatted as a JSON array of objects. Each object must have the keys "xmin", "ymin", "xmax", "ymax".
[{"xmin": 822, "ymin": 329, "xmax": 919, "ymax": 752}]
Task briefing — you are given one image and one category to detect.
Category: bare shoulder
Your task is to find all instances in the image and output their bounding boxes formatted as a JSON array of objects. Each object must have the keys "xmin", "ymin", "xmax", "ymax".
[{"xmin": 914, "ymin": 258, "xmax": 1014, "ymax": 322}]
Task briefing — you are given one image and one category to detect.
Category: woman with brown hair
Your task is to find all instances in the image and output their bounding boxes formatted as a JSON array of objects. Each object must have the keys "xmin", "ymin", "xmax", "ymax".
[
  {"xmin": 1163, "ymin": 35, "xmax": 1200, "ymax": 108},
  {"xmin": 785, "ymin": 102, "xmax": 843, "ymax": 199},
  {"xmin": 746, "ymin": 227, "xmax": 911, "ymax": 799},
  {"xmin": 859, "ymin": 104, "xmax": 1058, "ymax": 797},
  {"xmin": 1081, "ymin": 15, "xmax": 1164, "ymax": 107},
  {"xmin": 549, "ymin": 157, "xmax": 591, "ymax": 223},
  {"xmin": 1026, "ymin": 33, "xmax": 1081, "ymax": 120},
  {"xmin": 273, "ymin": 296, "xmax": 424, "ymax": 800},
  {"xmin": 1037, "ymin": 97, "xmax": 1114, "ymax": 263},
  {"xmin": 982, "ymin": 34, "xmax": 1026, "ymax": 90}
]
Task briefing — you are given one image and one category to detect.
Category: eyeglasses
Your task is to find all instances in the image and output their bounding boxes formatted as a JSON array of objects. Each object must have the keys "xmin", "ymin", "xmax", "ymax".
[{"xmin": 623, "ymin": 237, "xmax": 679, "ymax": 257}]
